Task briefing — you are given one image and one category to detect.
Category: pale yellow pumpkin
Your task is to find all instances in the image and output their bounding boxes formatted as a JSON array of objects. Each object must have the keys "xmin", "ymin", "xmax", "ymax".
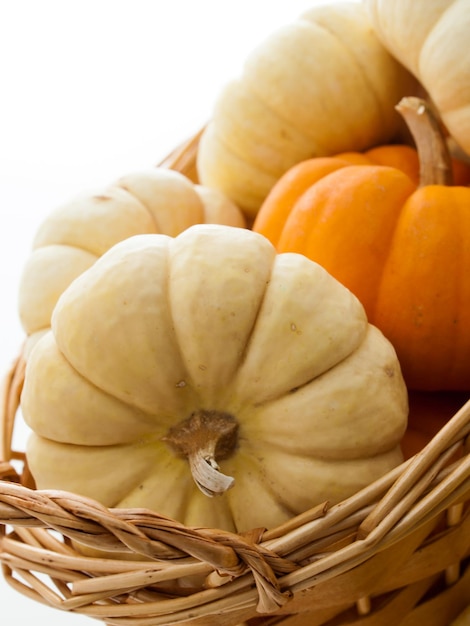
[
  {"xmin": 196, "ymin": 2, "xmax": 419, "ymax": 218},
  {"xmin": 18, "ymin": 168, "xmax": 245, "ymax": 357},
  {"xmin": 22, "ymin": 224, "xmax": 408, "ymax": 534},
  {"xmin": 364, "ymin": 0, "xmax": 470, "ymax": 157}
]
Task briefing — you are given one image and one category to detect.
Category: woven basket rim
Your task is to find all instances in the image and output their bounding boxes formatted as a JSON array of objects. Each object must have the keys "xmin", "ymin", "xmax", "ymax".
[{"xmin": 1, "ymin": 136, "xmax": 470, "ymax": 625}]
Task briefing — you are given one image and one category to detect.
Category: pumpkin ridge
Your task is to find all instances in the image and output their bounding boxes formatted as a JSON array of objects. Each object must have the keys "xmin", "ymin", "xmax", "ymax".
[
  {"xmin": 213, "ymin": 86, "xmax": 328, "ymax": 181},
  {"xmin": 48, "ymin": 343, "xmax": 182, "ymax": 427},
  {"xmin": 226, "ymin": 448, "xmax": 300, "ymax": 521},
  {"xmin": 247, "ymin": 351, "xmax": 355, "ymax": 411},
  {"xmin": 162, "ymin": 238, "xmax": 196, "ymax": 403},
  {"xmin": 375, "ymin": 186, "xmax": 470, "ymax": 390},
  {"xmin": 35, "ymin": 188, "xmax": 158, "ymax": 258},
  {"xmin": 243, "ymin": 17, "xmax": 386, "ymax": 151},
  {"xmin": 416, "ymin": 4, "xmax": 459, "ymax": 91},
  {"xmin": 114, "ymin": 449, "xmax": 193, "ymax": 515},
  {"xmin": 243, "ymin": 84, "xmax": 330, "ymax": 157},
  {"xmin": 18, "ymin": 244, "xmax": 99, "ymax": 342},
  {"xmin": 112, "ymin": 449, "xmax": 170, "ymax": 509},
  {"xmin": 252, "ymin": 449, "xmax": 325, "ymax": 517},
  {"xmin": 227, "ymin": 256, "xmax": 275, "ymax": 385},
  {"xmin": 240, "ymin": 23, "xmax": 332, "ymax": 149},
  {"xmin": 231, "ymin": 264, "xmax": 356, "ymax": 410},
  {"xmin": 182, "ymin": 481, "xmax": 237, "ymax": 531},
  {"xmin": 31, "ymin": 338, "xmax": 172, "ymax": 442},
  {"xmin": 114, "ymin": 445, "xmax": 196, "ymax": 519},
  {"xmin": 299, "ymin": 15, "xmax": 389, "ymax": 144},
  {"xmin": 277, "ymin": 165, "xmax": 415, "ymax": 319},
  {"xmin": 365, "ymin": 0, "xmax": 470, "ymax": 156},
  {"xmin": 116, "ymin": 182, "xmax": 164, "ymax": 233},
  {"xmin": 50, "ymin": 236, "xmax": 199, "ymax": 419}
]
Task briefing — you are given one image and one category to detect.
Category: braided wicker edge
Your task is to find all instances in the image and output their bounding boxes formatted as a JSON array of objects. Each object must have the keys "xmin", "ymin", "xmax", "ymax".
[{"xmin": 0, "ymin": 136, "xmax": 469, "ymax": 626}]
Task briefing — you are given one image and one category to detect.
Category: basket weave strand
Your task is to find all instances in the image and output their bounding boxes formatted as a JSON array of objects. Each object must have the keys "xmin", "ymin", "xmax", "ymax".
[{"xmin": 0, "ymin": 135, "xmax": 469, "ymax": 625}]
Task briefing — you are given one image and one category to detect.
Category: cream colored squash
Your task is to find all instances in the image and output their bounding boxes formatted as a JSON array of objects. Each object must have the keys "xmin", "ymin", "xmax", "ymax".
[
  {"xmin": 22, "ymin": 224, "xmax": 408, "ymax": 534},
  {"xmin": 18, "ymin": 168, "xmax": 245, "ymax": 357},
  {"xmin": 364, "ymin": 0, "xmax": 470, "ymax": 157},
  {"xmin": 196, "ymin": 2, "xmax": 419, "ymax": 218}
]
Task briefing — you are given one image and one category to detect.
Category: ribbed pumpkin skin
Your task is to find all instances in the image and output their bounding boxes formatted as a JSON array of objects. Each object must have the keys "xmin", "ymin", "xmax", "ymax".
[
  {"xmin": 364, "ymin": 0, "xmax": 470, "ymax": 157},
  {"xmin": 252, "ymin": 145, "xmax": 421, "ymax": 249},
  {"xmin": 253, "ymin": 149, "xmax": 470, "ymax": 391},
  {"xmin": 196, "ymin": 2, "xmax": 419, "ymax": 219},
  {"xmin": 21, "ymin": 225, "xmax": 408, "ymax": 534},
  {"xmin": 373, "ymin": 185, "xmax": 470, "ymax": 390},
  {"xmin": 18, "ymin": 168, "xmax": 245, "ymax": 358}
]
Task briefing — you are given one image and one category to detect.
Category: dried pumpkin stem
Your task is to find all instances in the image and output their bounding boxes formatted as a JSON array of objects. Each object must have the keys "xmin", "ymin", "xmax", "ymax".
[
  {"xmin": 396, "ymin": 96, "xmax": 453, "ymax": 187},
  {"xmin": 163, "ymin": 410, "xmax": 238, "ymax": 497}
]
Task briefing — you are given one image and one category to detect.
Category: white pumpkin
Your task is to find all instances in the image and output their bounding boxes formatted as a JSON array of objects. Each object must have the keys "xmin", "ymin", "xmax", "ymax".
[
  {"xmin": 364, "ymin": 0, "xmax": 470, "ymax": 157},
  {"xmin": 22, "ymin": 224, "xmax": 408, "ymax": 534},
  {"xmin": 196, "ymin": 2, "xmax": 419, "ymax": 217},
  {"xmin": 18, "ymin": 168, "xmax": 245, "ymax": 357}
]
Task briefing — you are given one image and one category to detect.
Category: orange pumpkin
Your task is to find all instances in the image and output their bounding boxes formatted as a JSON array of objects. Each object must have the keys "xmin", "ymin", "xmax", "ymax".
[
  {"xmin": 253, "ymin": 97, "xmax": 470, "ymax": 392},
  {"xmin": 402, "ymin": 390, "xmax": 470, "ymax": 459}
]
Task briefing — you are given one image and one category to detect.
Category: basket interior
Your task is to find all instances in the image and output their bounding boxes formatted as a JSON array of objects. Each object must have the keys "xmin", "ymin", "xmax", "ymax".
[{"xmin": 0, "ymin": 136, "xmax": 470, "ymax": 626}]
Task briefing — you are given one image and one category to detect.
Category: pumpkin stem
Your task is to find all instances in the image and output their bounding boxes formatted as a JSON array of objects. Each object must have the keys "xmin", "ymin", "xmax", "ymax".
[
  {"xmin": 163, "ymin": 410, "xmax": 238, "ymax": 497},
  {"xmin": 395, "ymin": 96, "xmax": 453, "ymax": 187}
]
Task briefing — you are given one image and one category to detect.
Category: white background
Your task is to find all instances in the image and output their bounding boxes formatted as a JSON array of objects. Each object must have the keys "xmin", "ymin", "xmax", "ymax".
[{"xmin": 0, "ymin": 1, "xmax": 350, "ymax": 624}]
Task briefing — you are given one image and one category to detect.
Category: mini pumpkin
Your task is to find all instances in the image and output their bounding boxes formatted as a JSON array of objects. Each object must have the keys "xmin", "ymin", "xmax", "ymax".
[
  {"xmin": 196, "ymin": 2, "xmax": 419, "ymax": 219},
  {"xmin": 364, "ymin": 0, "xmax": 470, "ymax": 157},
  {"xmin": 22, "ymin": 224, "xmax": 408, "ymax": 534},
  {"xmin": 18, "ymin": 168, "xmax": 245, "ymax": 357},
  {"xmin": 253, "ymin": 97, "xmax": 470, "ymax": 391}
]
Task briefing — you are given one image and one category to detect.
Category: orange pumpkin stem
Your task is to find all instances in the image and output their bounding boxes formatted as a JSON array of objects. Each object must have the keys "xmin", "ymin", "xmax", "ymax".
[{"xmin": 396, "ymin": 96, "xmax": 453, "ymax": 187}]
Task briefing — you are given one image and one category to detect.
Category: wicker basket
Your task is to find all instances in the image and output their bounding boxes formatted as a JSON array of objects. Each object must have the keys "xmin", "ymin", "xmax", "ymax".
[{"xmin": 1, "ymin": 134, "xmax": 470, "ymax": 626}]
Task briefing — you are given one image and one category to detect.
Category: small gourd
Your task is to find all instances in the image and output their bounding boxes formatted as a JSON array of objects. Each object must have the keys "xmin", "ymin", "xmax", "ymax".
[
  {"xmin": 22, "ymin": 224, "xmax": 408, "ymax": 533},
  {"xmin": 364, "ymin": 0, "xmax": 470, "ymax": 158},
  {"xmin": 196, "ymin": 2, "xmax": 419, "ymax": 219},
  {"xmin": 18, "ymin": 168, "xmax": 245, "ymax": 356}
]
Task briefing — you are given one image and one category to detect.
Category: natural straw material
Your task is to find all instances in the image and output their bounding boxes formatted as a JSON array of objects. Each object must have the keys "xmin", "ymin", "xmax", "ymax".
[{"xmin": 1, "ymin": 137, "xmax": 470, "ymax": 626}]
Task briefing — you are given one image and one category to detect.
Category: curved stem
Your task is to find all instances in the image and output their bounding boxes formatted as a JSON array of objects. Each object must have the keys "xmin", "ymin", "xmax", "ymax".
[
  {"xmin": 188, "ymin": 449, "xmax": 235, "ymax": 497},
  {"xmin": 163, "ymin": 410, "xmax": 238, "ymax": 497},
  {"xmin": 396, "ymin": 96, "xmax": 453, "ymax": 187}
]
